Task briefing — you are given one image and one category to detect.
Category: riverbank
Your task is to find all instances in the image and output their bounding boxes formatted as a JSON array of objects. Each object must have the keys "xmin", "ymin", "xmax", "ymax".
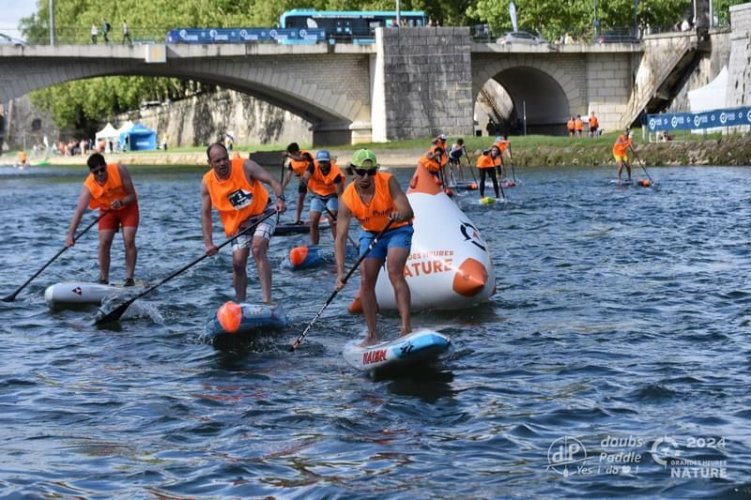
[{"xmin": 15, "ymin": 135, "xmax": 751, "ymax": 168}]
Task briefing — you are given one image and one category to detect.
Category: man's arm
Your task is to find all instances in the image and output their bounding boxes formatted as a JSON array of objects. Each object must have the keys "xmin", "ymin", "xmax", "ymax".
[
  {"xmin": 65, "ymin": 186, "xmax": 92, "ymax": 246},
  {"xmin": 388, "ymin": 176, "xmax": 414, "ymax": 222},
  {"xmin": 115, "ymin": 164, "xmax": 137, "ymax": 208},
  {"xmin": 200, "ymin": 181, "xmax": 217, "ymax": 254},
  {"xmin": 244, "ymin": 159, "xmax": 286, "ymax": 212}
]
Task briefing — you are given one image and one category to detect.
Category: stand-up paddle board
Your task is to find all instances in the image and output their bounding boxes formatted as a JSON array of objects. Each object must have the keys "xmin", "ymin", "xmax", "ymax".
[
  {"xmin": 204, "ymin": 302, "xmax": 289, "ymax": 343},
  {"xmin": 274, "ymin": 219, "xmax": 331, "ymax": 236},
  {"xmin": 342, "ymin": 329, "xmax": 451, "ymax": 372},
  {"xmin": 44, "ymin": 281, "xmax": 143, "ymax": 308}
]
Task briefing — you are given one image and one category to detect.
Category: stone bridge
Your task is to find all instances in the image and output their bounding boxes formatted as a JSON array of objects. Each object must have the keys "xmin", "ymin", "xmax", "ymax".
[{"xmin": 0, "ymin": 27, "xmax": 718, "ymax": 145}]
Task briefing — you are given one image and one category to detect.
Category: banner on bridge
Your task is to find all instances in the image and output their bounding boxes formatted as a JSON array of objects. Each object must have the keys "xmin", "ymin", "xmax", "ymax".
[
  {"xmin": 165, "ymin": 28, "xmax": 326, "ymax": 45},
  {"xmin": 647, "ymin": 107, "xmax": 751, "ymax": 132}
]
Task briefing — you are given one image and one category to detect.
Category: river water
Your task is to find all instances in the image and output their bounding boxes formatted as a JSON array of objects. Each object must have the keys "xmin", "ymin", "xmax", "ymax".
[{"xmin": 0, "ymin": 163, "xmax": 749, "ymax": 497}]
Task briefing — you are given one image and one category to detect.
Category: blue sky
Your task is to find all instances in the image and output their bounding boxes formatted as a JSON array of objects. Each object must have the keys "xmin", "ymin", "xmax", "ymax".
[{"xmin": 0, "ymin": 1, "xmax": 38, "ymax": 35}]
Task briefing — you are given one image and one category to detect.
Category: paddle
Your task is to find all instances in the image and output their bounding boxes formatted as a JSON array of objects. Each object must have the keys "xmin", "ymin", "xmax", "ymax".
[
  {"xmin": 289, "ymin": 218, "xmax": 395, "ymax": 351},
  {"xmin": 94, "ymin": 210, "xmax": 276, "ymax": 325},
  {"xmin": 465, "ymin": 153, "xmax": 478, "ymax": 184},
  {"xmin": 630, "ymin": 148, "xmax": 653, "ymax": 183},
  {"xmin": 2, "ymin": 212, "xmax": 104, "ymax": 302}
]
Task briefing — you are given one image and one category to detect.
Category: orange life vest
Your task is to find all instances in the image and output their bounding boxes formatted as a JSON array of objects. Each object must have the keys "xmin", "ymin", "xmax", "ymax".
[
  {"xmin": 341, "ymin": 172, "xmax": 409, "ymax": 232},
  {"xmin": 567, "ymin": 119, "xmax": 575, "ymax": 131},
  {"xmin": 476, "ymin": 152, "xmax": 502, "ymax": 170},
  {"xmin": 612, "ymin": 134, "xmax": 632, "ymax": 156},
  {"xmin": 574, "ymin": 118, "xmax": 584, "ymax": 131},
  {"xmin": 418, "ymin": 153, "xmax": 442, "ymax": 174},
  {"xmin": 307, "ymin": 161, "xmax": 344, "ymax": 197},
  {"xmin": 288, "ymin": 150, "xmax": 312, "ymax": 177},
  {"xmin": 589, "ymin": 115, "xmax": 599, "ymax": 128},
  {"xmin": 84, "ymin": 163, "xmax": 130, "ymax": 210},
  {"xmin": 203, "ymin": 157, "xmax": 270, "ymax": 236},
  {"xmin": 495, "ymin": 138, "xmax": 510, "ymax": 152}
]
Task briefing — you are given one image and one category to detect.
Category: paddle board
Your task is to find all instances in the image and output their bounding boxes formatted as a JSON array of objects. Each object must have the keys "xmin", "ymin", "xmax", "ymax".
[
  {"xmin": 44, "ymin": 281, "xmax": 142, "ymax": 308},
  {"xmin": 274, "ymin": 219, "xmax": 331, "ymax": 236},
  {"xmin": 342, "ymin": 329, "xmax": 451, "ymax": 372},
  {"xmin": 204, "ymin": 302, "xmax": 289, "ymax": 342},
  {"xmin": 610, "ymin": 179, "xmax": 651, "ymax": 187}
]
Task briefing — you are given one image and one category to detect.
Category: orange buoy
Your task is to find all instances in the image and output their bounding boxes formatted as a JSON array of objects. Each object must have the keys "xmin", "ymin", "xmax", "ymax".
[
  {"xmin": 216, "ymin": 301, "xmax": 243, "ymax": 334},
  {"xmin": 469, "ymin": 182, "xmax": 478, "ymax": 190},
  {"xmin": 452, "ymin": 258, "xmax": 489, "ymax": 297},
  {"xmin": 639, "ymin": 179, "xmax": 651, "ymax": 187},
  {"xmin": 347, "ymin": 296, "xmax": 363, "ymax": 315},
  {"xmin": 289, "ymin": 245, "xmax": 309, "ymax": 267}
]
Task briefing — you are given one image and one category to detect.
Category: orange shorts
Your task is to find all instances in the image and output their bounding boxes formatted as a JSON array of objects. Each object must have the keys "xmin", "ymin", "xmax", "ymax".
[{"xmin": 99, "ymin": 202, "xmax": 139, "ymax": 231}]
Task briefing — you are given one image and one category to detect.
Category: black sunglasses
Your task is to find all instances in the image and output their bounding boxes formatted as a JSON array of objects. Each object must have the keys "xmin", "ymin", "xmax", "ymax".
[
  {"xmin": 353, "ymin": 167, "xmax": 377, "ymax": 177},
  {"xmin": 89, "ymin": 166, "xmax": 106, "ymax": 174}
]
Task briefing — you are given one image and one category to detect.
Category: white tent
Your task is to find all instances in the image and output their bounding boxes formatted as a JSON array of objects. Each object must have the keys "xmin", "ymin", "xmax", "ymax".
[
  {"xmin": 688, "ymin": 67, "xmax": 728, "ymax": 134},
  {"xmin": 688, "ymin": 66, "xmax": 728, "ymax": 112},
  {"xmin": 95, "ymin": 123, "xmax": 120, "ymax": 153},
  {"xmin": 116, "ymin": 121, "xmax": 134, "ymax": 135}
]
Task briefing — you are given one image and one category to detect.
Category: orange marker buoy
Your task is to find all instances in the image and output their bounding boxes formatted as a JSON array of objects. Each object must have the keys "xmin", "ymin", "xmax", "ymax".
[
  {"xmin": 639, "ymin": 179, "xmax": 651, "ymax": 187},
  {"xmin": 452, "ymin": 258, "xmax": 489, "ymax": 297},
  {"xmin": 289, "ymin": 245, "xmax": 309, "ymax": 267},
  {"xmin": 469, "ymin": 182, "xmax": 478, "ymax": 190},
  {"xmin": 217, "ymin": 301, "xmax": 243, "ymax": 334},
  {"xmin": 348, "ymin": 296, "xmax": 363, "ymax": 315}
]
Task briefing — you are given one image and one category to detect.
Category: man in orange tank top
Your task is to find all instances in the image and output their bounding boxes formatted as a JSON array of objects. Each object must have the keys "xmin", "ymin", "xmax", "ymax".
[
  {"xmin": 335, "ymin": 149, "xmax": 414, "ymax": 346},
  {"xmin": 65, "ymin": 153, "xmax": 139, "ymax": 285},
  {"xmin": 281, "ymin": 142, "xmax": 313, "ymax": 225},
  {"xmin": 202, "ymin": 143, "xmax": 286, "ymax": 303}
]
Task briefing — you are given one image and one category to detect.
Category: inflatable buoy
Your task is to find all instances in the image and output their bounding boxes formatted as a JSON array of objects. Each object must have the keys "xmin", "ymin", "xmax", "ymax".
[
  {"xmin": 369, "ymin": 162, "xmax": 496, "ymax": 311},
  {"xmin": 287, "ymin": 245, "xmax": 323, "ymax": 270},
  {"xmin": 216, "ymin": 301, "xmax": 243, "ymax": 334},
  {"xmin": 638, "ymin": 179, "xmax": 651, "ymax": 187}
]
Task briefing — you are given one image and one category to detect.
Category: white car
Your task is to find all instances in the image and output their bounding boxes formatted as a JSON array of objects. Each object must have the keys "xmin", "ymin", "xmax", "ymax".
[
  {"xmin": 0, "ymin": 33, "xmax": 26, "ymax": 46},
  {"xmin": 496, "ymin": 30, "xmax": 547, "ymax": 45}
]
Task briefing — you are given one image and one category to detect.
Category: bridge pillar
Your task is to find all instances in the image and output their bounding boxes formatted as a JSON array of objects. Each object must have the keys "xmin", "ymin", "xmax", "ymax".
[{"xmin": 373, "ymin": 27, "xmax": 475, "ymax": 141}]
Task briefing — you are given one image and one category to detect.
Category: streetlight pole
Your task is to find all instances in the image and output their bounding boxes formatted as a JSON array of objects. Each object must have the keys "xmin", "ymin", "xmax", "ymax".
[
  {"xmin": 396, "ymin": 0, "xmax": 401, "ymax": 27},
  {"xmin": 633, "ymin": 0, "xmax": 639, "ymax": 37},
  {"xmin": 49, "ymin": 0, "xmax": 55, "ymax": 46}
]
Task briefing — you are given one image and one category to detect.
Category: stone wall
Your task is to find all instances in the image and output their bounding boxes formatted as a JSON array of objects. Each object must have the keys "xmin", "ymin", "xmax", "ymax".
[
  {"xmin": 727, "ymin": 2, "xmax": 751, "ymax": 107},
  {"xmin": 375, "ymin": 27, "xmax": 475, "ymax": 140},
  {"xmin": 132, "ymin": 90, "xmax": 311, "ymax": 149}
]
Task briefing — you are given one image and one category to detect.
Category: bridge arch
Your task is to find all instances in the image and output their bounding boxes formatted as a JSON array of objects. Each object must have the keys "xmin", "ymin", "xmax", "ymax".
[
  {"xmin": 473, "ymin": 55, "xmax": 586, "ymax": 135},
  {"xmin": 0, "ymin": 46, "xmax": 374, "ymax": 145}
]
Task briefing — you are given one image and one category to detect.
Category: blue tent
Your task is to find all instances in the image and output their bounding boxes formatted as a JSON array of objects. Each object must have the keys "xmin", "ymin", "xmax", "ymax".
[{"xmin": 119, "ymin": 123, "xmax": 157, "ymax": 151}]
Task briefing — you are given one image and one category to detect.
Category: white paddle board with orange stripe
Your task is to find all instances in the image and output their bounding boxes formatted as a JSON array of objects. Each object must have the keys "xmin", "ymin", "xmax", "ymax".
[
  {"xmin": 44, "ymin": 281, "xmax": 144, "ymax": 308},
  {"xmin": 369, "ymin": 163, "xmax": 496, "ymax": 311}
]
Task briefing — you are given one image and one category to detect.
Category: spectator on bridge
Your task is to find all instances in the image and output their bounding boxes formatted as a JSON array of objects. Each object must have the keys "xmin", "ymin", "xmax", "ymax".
[
  {"xmin": 567, "ymin": 116, "xmax": 575, "ymax": 136},
  {"xmin": 122, "ymin": 20, "xmax": 132, "ymax": 45},
  {"xmin": 588, "ymin": 112, "xmax": 599, "ymax": 137},
  {"xmin": 90, "ymin": 23, "xmax": 98, "ymax": 44},
  {"xmin": 102, "ymin": 19, "xmax": 111, "ymax": 44}
]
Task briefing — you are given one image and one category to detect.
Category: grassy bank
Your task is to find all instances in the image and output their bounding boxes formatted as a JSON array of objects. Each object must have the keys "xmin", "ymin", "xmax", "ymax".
[{"xmin": 5, "ymin": 131, "xmax": 750, "ymax": 167}]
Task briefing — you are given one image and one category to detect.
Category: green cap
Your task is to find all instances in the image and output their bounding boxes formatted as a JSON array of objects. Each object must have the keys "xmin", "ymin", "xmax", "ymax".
[{"xmin": 351, "ymin": 149, "xmax": 378, "ymax": 169}]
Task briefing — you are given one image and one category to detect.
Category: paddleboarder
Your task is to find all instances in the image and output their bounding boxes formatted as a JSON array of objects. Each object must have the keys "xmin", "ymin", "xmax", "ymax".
[
  {"xmin": 65, "ymin": 153, "xmax": 139, "ymax": 286},
  {"xmin": 334, "ymin": 149, "xmax": 414, "ymax": 347},
  {"xmin": 201, "ymin": 143, "xmax": 286, "ymax": 303}
]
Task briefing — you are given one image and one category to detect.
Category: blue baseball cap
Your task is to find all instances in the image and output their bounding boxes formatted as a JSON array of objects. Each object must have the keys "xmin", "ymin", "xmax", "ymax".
[{"xmin": 316, "ymin": 150, "xmax": 331, "ymax": 162}]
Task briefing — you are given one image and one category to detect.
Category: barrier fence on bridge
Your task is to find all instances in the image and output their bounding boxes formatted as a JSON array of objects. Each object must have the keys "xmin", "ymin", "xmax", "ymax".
[{"xmin": 646, "ymin": 106, "xmax": 751, "ymax": 141}]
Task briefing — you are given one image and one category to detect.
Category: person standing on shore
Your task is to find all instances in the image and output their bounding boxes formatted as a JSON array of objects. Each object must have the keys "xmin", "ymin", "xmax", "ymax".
[
  {"xmin": 281, "ymin": 142, "xmax": 313, "ymax": 225},
  {"xmin": 335, "ymin": 149, "xmax": 414, "ymax": 346},
  {"xmin": 613, "ymin": 129, "xmax": 635, "ymax": 181},
  {"xmin": 303, "ymin": 150, "xmax": 345, "ymax": 246},
  {"xmin": 66, "ymin": 153, "xmax": 139, "ymax": 285},
  {"xmin": 202, "ymin": 143, "xmax": 286, "ymax": 303},
  {"xmin": 90, "ymin": 23, "xmax": 98, "ymax": 44},
  {"xmin": 122, "ymin": 20, "xmax": 132, "ymax": 45},
  {"xmin": 588, "ymin": 112, "xmax": 599, "ymax": 137}
]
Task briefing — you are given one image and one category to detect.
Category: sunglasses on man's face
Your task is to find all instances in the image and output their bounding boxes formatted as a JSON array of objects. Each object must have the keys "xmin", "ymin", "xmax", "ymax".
[{"xmin": 353, "ymin": 167, "xmax": 376, "ymax": 177}]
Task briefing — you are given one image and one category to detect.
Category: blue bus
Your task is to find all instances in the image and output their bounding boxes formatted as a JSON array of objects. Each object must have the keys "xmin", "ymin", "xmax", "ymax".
[{"xmin": 279, "ymin": 9, "xmax": 428, "ymax": 44}]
